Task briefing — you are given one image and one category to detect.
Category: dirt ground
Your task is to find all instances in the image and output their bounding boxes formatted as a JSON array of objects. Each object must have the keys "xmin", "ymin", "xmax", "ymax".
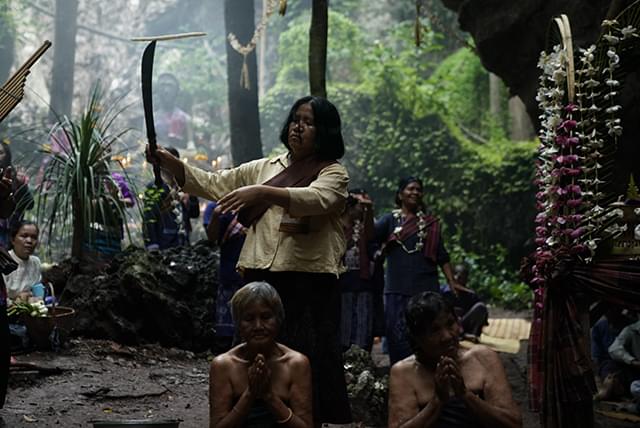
[{"xmin": 0, "ymin": 312, "xmax": 637, "ymax": 427}]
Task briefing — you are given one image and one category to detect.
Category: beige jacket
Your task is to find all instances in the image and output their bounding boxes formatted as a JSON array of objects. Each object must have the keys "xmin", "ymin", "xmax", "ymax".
[{"xmin": 182, "ymin": 153, "xmax": 348, "ymax": 275}]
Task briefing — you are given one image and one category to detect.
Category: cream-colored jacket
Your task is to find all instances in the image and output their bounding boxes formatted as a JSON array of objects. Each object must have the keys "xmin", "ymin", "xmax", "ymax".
[{"xmin": 182, "ymin": 153, "xmax": 348, "ymax": 275}]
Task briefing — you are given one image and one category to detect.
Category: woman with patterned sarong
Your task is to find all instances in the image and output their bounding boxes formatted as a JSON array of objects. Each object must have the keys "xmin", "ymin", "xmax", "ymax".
[
  {"xmin": 339, "ymin": 189, "xmax": 377, "ymax": 351},
  {"xmin": 374, "ymin": 177, "xmax": 462, "ymax": 365}
]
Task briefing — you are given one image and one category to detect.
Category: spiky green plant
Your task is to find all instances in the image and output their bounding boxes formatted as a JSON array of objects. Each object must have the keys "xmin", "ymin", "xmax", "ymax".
[{"xmin": 36, "ymin": 84, "xmax": 136, "ymax": 260}]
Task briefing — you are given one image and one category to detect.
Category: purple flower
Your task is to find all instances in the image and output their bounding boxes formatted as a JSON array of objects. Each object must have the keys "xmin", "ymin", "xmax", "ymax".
[
  {"xmin": 570, "ymin": 244, "xmax": 587, "ymax": 254},
  {"xmin": 567, "ymin": 198, "xmax": 583, "ymax": 208},
  {"xmin": 568, "ymin": 184, "xmax": 582, "ymax": 193},
  {"xmin": 570, "ymin": 227, "xmax": 586, "ymax": 239},
  {"xmin": 558, "ymin": 119, "xmax": 578, "ymax": 132},
  {"xmin": 564, "ymin": 104, "xmax": 578, "ymax": 113},
  {"xmin": 535, "ymin": 213, "xmax": 548, "ymax": 224},
  {"xmin": 536, "ymin": 226, "xmax": 548, "ymax": 236}
]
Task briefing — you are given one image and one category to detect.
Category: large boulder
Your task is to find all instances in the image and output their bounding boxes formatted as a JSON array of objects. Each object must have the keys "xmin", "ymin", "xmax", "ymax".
[
  {"xmin": 441, "ymin": 0, "xmax": 614, "ymax": 119},
  {"xmin": 59, "ymin": 241, "xmax": 219, "ymax": 352}
]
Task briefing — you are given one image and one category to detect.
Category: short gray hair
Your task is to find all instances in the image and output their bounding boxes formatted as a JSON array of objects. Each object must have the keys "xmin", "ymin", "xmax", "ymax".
[{"xmin": 230, "ymin": 281, "xmax": 285, "ymax": 327}]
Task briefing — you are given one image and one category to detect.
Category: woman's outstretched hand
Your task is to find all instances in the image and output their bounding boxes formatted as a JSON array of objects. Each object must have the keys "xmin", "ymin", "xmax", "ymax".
[
  {"xmin": 145, "ymin": 145, "xmax": 185, "ymax": 186},
  {"xmin": 219, "ymin": 185, "xmax": 264, "ymax": 214}
]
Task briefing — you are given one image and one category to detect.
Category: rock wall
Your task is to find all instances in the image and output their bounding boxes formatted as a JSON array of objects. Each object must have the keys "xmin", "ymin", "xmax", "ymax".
[{"xmin": 441, "ymin": 0, "xmax": 640, "ymax": 196}]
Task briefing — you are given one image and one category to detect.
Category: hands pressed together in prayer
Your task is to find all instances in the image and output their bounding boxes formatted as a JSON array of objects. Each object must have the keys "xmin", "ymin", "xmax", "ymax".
[
  {"xmin": 247, "ymin": 353, "xmax": 273, "ymax": 400},
  {"xmin": 434, "ymin": 356, "xmax": 467, "ymax": 403}
]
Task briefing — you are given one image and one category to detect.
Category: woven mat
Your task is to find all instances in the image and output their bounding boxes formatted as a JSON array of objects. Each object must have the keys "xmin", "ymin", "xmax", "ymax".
[
  {"xmin": 482, "ymin": 318, "xmax": 531, "ymax": 341},
  {"xmin": 460, "ymin": 318, "xmax": 531, "ymax": 354}
]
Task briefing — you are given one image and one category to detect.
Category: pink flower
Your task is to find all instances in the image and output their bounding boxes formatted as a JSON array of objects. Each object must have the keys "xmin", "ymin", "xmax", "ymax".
[
  {"xmin": 555, "ymin": 135, "xmax": 568, "ymax": 146},
  {"xmin": 535, "ymin": 213, "xmax": 548, "ymax": 224},
  {"xmin": 569, "ymin": 214, "xmax": 583, "ymax": 223},
  {"xmin": 567, "ymin": 198, "xmax": 583, "ymax": 208},
  {"xmin": 570, "ymin": 244, "xmax": 587, "ymax": 254},
  {"xmin": 558, "ymin": 119, "xmax": 578, "ymax": 131},
  {"xmin": 564, "ymin": 104, "xmax": 578, "ymax": 113},
  {"xmin": 536, "ymin": 226, "xmax": 547, "ymax": 236},
  {"xmin": 566, "ymin": 136, "xmax": 580, "ymax": 146},
  {"xmin": 535, "ymin": 237, "xmax": 546, "ymax": 245},
  {"xmin": 570, "ymin": 227, "xmax": 586, "ymax": 239},
  {"xmin": 567, "ymin": 184, "xmax": 582, "ymax": 194}
]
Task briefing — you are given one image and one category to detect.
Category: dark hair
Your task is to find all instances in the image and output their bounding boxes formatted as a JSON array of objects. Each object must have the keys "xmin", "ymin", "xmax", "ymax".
[
  {"xmin": 166, "ymin": 146, "xmax": 180, "ymax": 159},
  {"xmin": 395, "ymin": 176, "xmax": 424, "ymax": 208},
  {"xmin": 405, "ymin": 291, "xmax": 456, "ymax": 353},
  {"xmin": 0, "ymin": 142, "xmax": 12, "ymax": 170},
  {"xmin": 10, "ymin": 220, "xmax": 39, "ymax": 240},
  {"xmin": 279, "ymin": 96, "xmax": 345, "ymax": 160}
]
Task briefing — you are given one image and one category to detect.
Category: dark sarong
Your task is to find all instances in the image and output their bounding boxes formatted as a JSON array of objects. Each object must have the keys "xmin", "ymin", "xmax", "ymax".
[
  {"xmin": 340, "ymin": 291, "xmax": 373, "ymax": 351},
  {"xmin": 385, "ymin": 293, "xmax": 413, "ymax": 365},
  {"xmin": 244, "ymin": 270, "xmax": 352, "ymax": 424}
]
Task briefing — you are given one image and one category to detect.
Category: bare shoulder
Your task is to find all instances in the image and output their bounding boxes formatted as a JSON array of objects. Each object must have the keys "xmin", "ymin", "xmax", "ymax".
[
  {"xmin": 211, "ymin": 346, "xmax": 246, "ymax": 371},
  {"xmin": 278, "ymin": 344, "xmax": 310, "ymax": 368},
  {"xmin": 390, "ymin": 355, "xmax": 418, "ymax": 379}
]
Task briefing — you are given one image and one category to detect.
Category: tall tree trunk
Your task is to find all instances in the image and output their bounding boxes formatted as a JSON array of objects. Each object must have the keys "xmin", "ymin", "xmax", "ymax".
[
  {"xmin": 49, "ymin": 0, "xmax": 78, "ymax": 122},
  {"xmin": 508, "ymin": 96, "xmax": 536, "ymax": 141},
  {"xmin": 489, "ymin": 72, "xmax": 502, "ymax": 117},
  {"xmin": 309, "ymin": 0, "xmax": 328, "ymax": 98},
  {"xmin": 224, "ymin": 0, "xmax": 263, "ymax": 165},
  {"xmin": 258, "ymin": 0, "xmax": 268, "ymax": 100},
  {"xmin": 0, "ymin": 0, "xmax": 15, "ymax": 85}
]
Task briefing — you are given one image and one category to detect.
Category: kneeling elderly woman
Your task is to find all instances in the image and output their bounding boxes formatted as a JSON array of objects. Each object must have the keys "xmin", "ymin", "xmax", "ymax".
[
  {"xmin": 209, "ymin": 282, "xmax": 312, "ymax": 428},
  {"xmin": 388, "ymin": 292, "xmax": 521, "ymax": 428}
]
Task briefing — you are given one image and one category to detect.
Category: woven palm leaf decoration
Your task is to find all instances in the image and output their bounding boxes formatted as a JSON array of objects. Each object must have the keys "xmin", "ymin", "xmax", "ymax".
[{"xmin": 532, "ymin": 2, "xmax": 640, "ymax": 289}]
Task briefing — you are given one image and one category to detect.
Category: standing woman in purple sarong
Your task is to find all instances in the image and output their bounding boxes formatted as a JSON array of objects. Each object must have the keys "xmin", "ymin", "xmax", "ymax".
[
  {"xmin": 374, "ymin": 177, "xmax": 463, "ymax": 365},
  {"xmin": 147, "ymin": 96, "xmax": 352, "ymax": 425}
]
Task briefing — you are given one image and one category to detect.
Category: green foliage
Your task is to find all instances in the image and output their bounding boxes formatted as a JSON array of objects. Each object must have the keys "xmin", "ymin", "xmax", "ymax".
[
  {"xmin": 263, "ymin": 10, "xmax": 537, "ymax": 307},
  {"xmin": 447, "ymin": 229, "xmax": 532, "ymax": 310},
  {"xmin": 35, "ymin": 84, "xmax": 137, "ymax": 258}
]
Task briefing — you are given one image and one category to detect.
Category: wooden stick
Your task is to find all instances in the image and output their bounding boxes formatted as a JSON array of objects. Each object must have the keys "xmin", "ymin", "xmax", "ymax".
[{"xmin": 131, "ymin": 32, "xmax": 207, "ymax": 42}]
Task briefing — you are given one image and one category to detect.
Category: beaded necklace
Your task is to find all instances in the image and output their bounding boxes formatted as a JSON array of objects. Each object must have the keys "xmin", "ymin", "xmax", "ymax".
[{"xmin": 392, "ymin": 209, "xmax": 427, "ymax": 254}]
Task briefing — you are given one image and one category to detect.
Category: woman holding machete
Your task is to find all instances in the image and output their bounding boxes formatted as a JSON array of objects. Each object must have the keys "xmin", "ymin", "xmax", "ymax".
[{"xmin": 147, "ymin": 96, "xmax": 352, "ymax": 425}]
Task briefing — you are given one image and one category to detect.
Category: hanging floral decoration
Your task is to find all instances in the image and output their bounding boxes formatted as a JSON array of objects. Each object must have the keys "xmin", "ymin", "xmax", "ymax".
[
  {"xmin": 530, "ymin": 15, "xmax": 639, "ymax": 292},
  {"xmin": 228, "ymin": 0, "xmax": 280, "ymax": 89}
]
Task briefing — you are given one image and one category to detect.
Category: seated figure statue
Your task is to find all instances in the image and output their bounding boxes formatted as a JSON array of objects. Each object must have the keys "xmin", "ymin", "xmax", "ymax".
[{"xmin": 388, "ymin": 291, "xmax": 522, "ymax": 428}]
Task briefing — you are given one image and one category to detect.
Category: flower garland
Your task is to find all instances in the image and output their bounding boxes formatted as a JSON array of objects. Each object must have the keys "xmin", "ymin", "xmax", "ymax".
[
  {"xmin": 392, "ymin": 210, "xmax": 427, "ymax": 254},
  {"xmin": 532, "ymin": 18, "xmax": 637, "ymax": 288},
  {"xmin": 351, "ymin": 219, "xmax": 362, "ymax": 247}
]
